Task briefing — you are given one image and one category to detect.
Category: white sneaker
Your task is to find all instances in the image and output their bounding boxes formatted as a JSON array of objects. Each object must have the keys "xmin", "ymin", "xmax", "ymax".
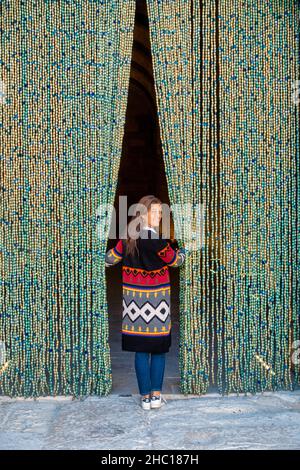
[
  {"xmin": 141, "ymin": 396, "xmax": 151, "ymax": 410},
  {"xmin": 151, "ymin": 393, "xmax": 167, "ymax": 409}
]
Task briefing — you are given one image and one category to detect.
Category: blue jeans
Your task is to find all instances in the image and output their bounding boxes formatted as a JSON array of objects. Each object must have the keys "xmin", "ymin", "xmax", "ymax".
[{"xmin": 134, "ymin": 352, "xmax": 166, "ymax": 396}]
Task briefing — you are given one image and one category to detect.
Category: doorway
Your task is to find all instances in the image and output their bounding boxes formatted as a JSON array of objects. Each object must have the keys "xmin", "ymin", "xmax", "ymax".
[{"xmin": 106, "ymin": 0, "xmax": 181, "ymax": 395}]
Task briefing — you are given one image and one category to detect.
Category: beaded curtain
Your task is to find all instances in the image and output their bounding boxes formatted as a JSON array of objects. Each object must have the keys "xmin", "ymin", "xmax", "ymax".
[
  {"xmin": 146, "ymin": 0, "xmax": 300, "ymax": 394},
  {"xmin": 0, "ymin": 0, "xmax": 135, "ymax": 397}
]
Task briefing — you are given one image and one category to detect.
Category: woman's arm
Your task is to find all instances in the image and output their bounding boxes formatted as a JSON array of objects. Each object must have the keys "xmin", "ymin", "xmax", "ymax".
[{"xmin": 105, "ymin": 239, "xmax": 123, "ymax": 267}]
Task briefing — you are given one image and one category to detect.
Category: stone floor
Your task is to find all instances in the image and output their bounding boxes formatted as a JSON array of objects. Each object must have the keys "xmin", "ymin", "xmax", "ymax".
[
  {"xmin": 0, "ymin": 391, "xmax": 300, "ymax": 449},
  {"xmin": 1, "ymin": 268, "xmax": 299, "ymax": 450}
]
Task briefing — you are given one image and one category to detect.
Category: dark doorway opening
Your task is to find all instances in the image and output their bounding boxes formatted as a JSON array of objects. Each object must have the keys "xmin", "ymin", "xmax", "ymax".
[{"xmin": 106, "ymin": 0, "xmax": 181, "ymax": 395}]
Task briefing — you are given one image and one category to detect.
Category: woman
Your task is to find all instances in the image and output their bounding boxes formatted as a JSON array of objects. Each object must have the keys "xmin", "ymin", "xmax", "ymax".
[{"xmin": 105, "ymin": 195, "xmax": 186, "ymax": 410}]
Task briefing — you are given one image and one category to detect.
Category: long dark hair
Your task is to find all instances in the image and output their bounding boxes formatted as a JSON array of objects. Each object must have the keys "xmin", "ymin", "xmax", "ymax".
[{"xmin": 123, "ymin": 195, "xmax": 163, "ymax": 258}]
